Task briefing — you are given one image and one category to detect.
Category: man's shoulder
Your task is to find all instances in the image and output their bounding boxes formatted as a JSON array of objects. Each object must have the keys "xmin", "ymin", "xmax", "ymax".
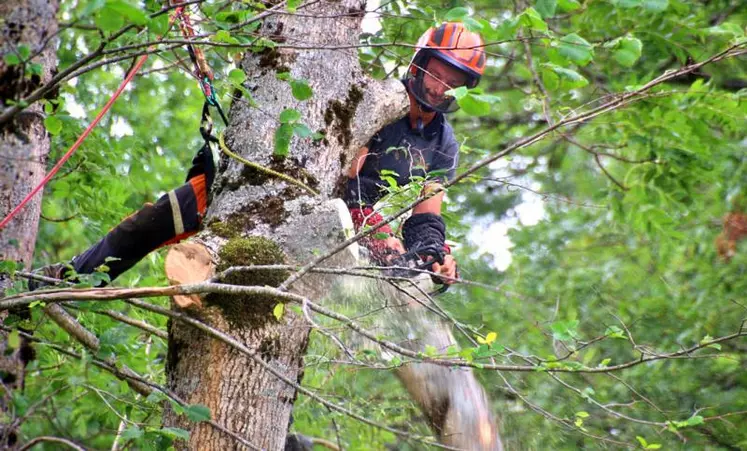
[{"xmin": 439, "ymin": 117, "xmax": 458, "ymax": 147}]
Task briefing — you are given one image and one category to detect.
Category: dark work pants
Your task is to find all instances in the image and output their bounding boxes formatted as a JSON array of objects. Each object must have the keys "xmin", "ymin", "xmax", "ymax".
[{"xmin": 72, "ymin": 174, "xmax": 208, "ymax": 282}]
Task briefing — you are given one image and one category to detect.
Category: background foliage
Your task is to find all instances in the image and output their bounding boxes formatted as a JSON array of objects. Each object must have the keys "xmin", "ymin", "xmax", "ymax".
[{"xmin": 3, "ymin": 0, "xmax": 745, "ymax": 449}]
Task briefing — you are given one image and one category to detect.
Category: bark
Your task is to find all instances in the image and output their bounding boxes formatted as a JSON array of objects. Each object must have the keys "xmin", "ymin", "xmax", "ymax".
[
  {"xmin": 0, "ymin": 0, "xmax": 59, "ymax": 445},
  {"xmin": 162, "ymin": 1, "xmax": 408, "ymax": 449},
  {"xmin": 0, "ymin": 0, "xmax": 58, "ymax": 267}
]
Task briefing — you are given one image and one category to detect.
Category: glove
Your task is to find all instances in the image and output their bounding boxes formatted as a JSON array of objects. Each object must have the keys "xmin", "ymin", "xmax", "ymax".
[{"xmin": 402, "ymin": 213, "xmax": 446, "ymax": 261}]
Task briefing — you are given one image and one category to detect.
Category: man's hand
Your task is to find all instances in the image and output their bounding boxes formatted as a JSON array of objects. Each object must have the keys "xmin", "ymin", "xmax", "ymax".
[{"xmin": 431, "ymin": 254, "xmax": 457, "ymax": 285}]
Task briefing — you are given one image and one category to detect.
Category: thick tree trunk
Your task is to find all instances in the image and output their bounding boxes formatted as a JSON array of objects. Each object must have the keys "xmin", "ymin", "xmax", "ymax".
[
  {"xmin": 0, "ymin": 0, "xmax": 59, "ymax": 445},
  {"xmin": 163, "ymin": 1, "xmax": 408, "ymax": 449},
  {"xmin": 0, "ymin": 0, "xmax": 58, "ymax": 265}
]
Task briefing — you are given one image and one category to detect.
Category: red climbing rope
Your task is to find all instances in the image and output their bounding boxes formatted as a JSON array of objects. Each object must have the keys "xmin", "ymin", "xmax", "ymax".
[{"xmin": 0, "ymin": 54, "xmax": 151, "ymax": 231}]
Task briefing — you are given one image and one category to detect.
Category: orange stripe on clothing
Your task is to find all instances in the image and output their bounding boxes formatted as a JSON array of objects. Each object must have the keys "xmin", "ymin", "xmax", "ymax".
[
  {"xmin": 189, "ymin": 174, "xmax": 208, "ymax": 216},
  {"xmin": 160, "ymin": 230, "xmax": 198, "ymax": 248}
]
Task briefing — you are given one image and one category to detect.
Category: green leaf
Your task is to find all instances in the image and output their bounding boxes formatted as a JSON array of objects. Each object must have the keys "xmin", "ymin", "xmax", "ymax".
[
  {"xmin": 679, "ymin": 415, "xmax": 704, "ymax": 427},
  {"xmin": 462, "ymin": 17, "xmax": 484, "ymax": 32},
  {"xmin": 557, "ymin": 0, "xmax": 581, "ymax": 11},
  {"xmin": 4, "ymin": 53, "xmax": 20, "ymax": 66},
  {"xmin": 446, "ymin": 86, "xmax": 469, "ymax": 100},
  {"xmin": 276, "ymin": 72, "xmax": 291, "ymax": 81},
  {"xmin": 185, "ymin": 404, "xmax": 211, "ymax": 422},
  {"xmin": 148, "ymin": 14, "xmax": 170, "ymax": 36},
  {"xmin": 535, "ymin": 0, "xmax": 557, "ymax": 18},
  {"xmin": 44, "ymin": 116, "xmax": 63, "ymax": 135},
  {"xmin": 707, "ymin": 23, "xmax": 745, "ymax": 38},
  {"xmin": 444, "ymin": 7, "xmax": 470, "ymax": 21},
  {"xmin": 613, "ymin": 0, "xmax": 642, "ymax": 7},
  {"xmin": 155, "ymin": 427, "xmax": 190, "ymax": 441},
  {"xmin": 81, "ymin": 0, "xmax": 107, "ymax": 17},
  {"xmin": 373, "ymin": 232, "xmax": 390, "ymax": 240},
  {"xmin": 551, "ymin": 319, "xmax": 580, "ymax": 341},
  {"xmin": 27, "ymin": 63, "xmax": 43, "ymax": 76},
  {"xmin": 17, "ymin": 45, "xmax": 30, "ymax": 60},
  {"xmin": 252, "ymin": 37, "xmax": 277, "ymax": 51},
  {"xmin": 215, "ymin": 10, "xmax": 253, "ymax": 24},
  {"xmin": 290, "ymin": 79, "xmax": 313, "ymax": 101},
  {"xmin": 228, "ymin": 69, "xmax": 246, "ymax": 85},
  {"xmin": 459, "ymin": 348, "xmax": 475, "ymax": 362},
  {"xmin": 106, "ymin": 0, "xmax": 148, "ymax": 25},
  {"xmin": 95, "ymin": 7, "xmax": 125, "ymax": 32},
  {"xmin": 0, "ymin": 260, "xmax": 19, "ymax": 275},
  {"xmin": 643, "ymin": 0, "xmax": 668, "ymax": 12},
  {"xmin": 7, "ymin": 330, "xmax": 20, "ymax": 349},
  {"xmin": 287, "ymin": 0, "xmax": 301, "ymax": 12},
  {"xmin": 292, "ymin": 123, "xmax": 313, "ymax": 138},
  {"xmin": 121, "ymin": 426, "xmax": 143, "ymax": 440},
  {"xmin": 458, "ymin": 93, "xmax": 492, "ymax": 116},
  {"xmin": 575, "ymin": 411, "xmax": 589, "ymax": 418},
  {"xmin": 213, "ymin": 30, "xmax": 240, "ymax": 44},
  {"xmin": 145, "ymin": 391, "xmax": 166, "ymax": 404},
  {"xmin": 604, "ymin": 36, "xmax": 643, "ymax": 67},
  {"xmin": 604, "ymin": 325, "xmax": 626, "ymax": 339},
  {"xmin": 169, "ymin": 401, "xmax": 185, "ymax": 415},
  {"xmin": 273, "ymin": 303, "xmax": 285, "ymax": 321},
  {"xmin": 279, "ymin": 108, "xmax": 301, "ymax": 123},
  {"xmin": 558, "ymin": 33, "xmax": 594, "ymax": 66},
  {"xmin": 540, "ymin": 63, "xmax": 589, "ymax": 90},
  {"xmin": 274, "ymin": 123, "xmax": 293, "ymax": 157},
  {"xmin": 518, "ymin": 7, "xmax": 548, "ymax": 32}
]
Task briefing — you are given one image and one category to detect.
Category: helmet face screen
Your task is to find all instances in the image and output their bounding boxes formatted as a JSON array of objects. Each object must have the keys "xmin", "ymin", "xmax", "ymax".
[{"xmin": 410, "ymin": 54, "xmax": 471, "ymax": 113}]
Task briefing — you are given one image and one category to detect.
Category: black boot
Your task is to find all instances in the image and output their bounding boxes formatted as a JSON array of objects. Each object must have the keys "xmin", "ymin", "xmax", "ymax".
[{"xmin": 27, "ymin": 262, "xmax": 74, "ymax": 291}]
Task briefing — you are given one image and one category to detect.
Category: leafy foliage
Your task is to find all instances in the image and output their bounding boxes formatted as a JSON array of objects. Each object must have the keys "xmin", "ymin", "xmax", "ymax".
[{"xmin": 1, "ymin": 0, "xmax": 745, "ymax": 449}]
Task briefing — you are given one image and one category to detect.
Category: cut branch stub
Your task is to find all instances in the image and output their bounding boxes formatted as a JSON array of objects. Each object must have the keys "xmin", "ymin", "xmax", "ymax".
[{"xmin": 165, "ymin": 242, "xmax": 215, "ymax": 309}]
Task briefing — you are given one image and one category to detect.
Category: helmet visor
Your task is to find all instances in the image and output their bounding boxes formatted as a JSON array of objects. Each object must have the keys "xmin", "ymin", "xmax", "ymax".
[
  {"xmin": 408, "ymin": 53, "xmax": 475, "ymax": 113},
  {"xmin": 410, "ymin": 71, "xmax": 461, "ymax": 113}
]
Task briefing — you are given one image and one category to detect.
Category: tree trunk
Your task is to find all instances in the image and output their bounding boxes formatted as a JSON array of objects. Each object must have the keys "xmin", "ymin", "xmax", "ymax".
[
  {"xmin": 0, "ymin": 0, "xmax": 59, "ymax": 445},
  {"xmin": 0, "ymin": 0, "xmax": 58, "ymax": 265},
  {"xmin": 162, "ymin": 1, "xmax": 408, "ymax": 449}
]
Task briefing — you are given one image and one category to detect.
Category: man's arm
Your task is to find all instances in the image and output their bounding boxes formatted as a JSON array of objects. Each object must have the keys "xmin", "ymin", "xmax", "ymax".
[
  {"xmin": 347, "ymin": 147, "xmax": 369, "ymax": 178},
  {"xmin": 413, "ymin": 183, "xmax": 445, "ymax": 215},
  {"xmin": 347, "ymin": 146, "xmax": 405, "ymax": 257}
]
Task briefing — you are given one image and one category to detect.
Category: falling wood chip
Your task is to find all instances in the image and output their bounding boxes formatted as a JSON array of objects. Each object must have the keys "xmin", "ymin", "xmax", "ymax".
[{"xmin": 165, "ymin": 242, "xmax": 214, "ymax": 309}]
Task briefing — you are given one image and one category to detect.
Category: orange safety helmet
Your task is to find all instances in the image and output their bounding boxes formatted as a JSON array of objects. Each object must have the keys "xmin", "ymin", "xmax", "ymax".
[{"xmin": 408, "ymin": 22, "xmax": 486, "ymax": 113}]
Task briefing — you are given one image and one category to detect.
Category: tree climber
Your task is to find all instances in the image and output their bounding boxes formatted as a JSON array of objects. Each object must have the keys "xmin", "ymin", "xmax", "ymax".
[
  {"xmin": 346, "ymin": 22, "xmax": 486, "ymax": 283},
  {"xmin": 32, "ymin": 22, "xmax": 485, "ymax": 287}
]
